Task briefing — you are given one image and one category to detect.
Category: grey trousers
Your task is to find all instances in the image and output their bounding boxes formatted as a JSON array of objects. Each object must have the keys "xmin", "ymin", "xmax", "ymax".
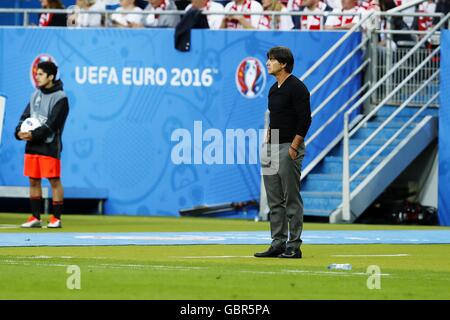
[{"xmin": 262, "ymin": 142, "xmax": 305, "ymax": 250}]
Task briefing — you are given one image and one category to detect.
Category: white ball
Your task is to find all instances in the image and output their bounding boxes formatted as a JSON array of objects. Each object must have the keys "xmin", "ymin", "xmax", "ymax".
[{"xmin": 20, "ymin": 117, "xmax": 42, "ymax": 132}]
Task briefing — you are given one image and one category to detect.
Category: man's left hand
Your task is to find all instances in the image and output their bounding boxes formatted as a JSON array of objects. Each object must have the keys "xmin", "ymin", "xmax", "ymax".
[{"xmin": 288, "ymin": 146, "xmax": 298, "ymax": 160}]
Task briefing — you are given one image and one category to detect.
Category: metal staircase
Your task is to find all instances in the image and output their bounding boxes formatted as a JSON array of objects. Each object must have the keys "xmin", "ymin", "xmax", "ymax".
[
  {"xmin": 294, "ymin": 4, "xmax": 446, "ymax": 223},
  {"xmin": 301, "ymin": 105, "xmax": 438, "ymax": 220}
]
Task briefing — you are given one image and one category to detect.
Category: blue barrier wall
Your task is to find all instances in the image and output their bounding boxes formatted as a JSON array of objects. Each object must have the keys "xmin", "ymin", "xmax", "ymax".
[
  {"xmin": 0, "ymin": 28, "xmax": 361, "ymax": 215},
  {"xmin": 439, "ymin": 31, "xmax": 450, "ymax": 226},
  {"xmin": 0, "ymin": 0, "xmax": 45, "ymax": 26}
]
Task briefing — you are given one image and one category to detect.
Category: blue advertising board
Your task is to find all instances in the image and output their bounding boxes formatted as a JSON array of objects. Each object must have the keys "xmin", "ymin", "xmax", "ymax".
[
  {"xmin": 0, "ymin": 28, "xmax": 362, "ymax": 215},
  {"xmin": 439, "ymin": 31, "xmax": 450, "ymax": 226}
]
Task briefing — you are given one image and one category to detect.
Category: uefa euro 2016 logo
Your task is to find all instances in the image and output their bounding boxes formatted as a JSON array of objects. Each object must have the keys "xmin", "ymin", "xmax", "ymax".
[
  {"xmin": 30, "ymin": 54, "xmax": 57, "ymax": 87},
  {"xmin": 236, "ymin": 57, "xmax": 266, "ymax": 99}
]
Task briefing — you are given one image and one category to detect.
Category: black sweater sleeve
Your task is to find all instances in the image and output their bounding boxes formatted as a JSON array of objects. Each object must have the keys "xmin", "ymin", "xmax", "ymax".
[
  {"xmin": 31, "ymin": 97, "xmax": 69, "ymax": 143},
  {"xmin": 15, "ymin": 103, "xmax": 31, "ymax": 140},
  {"xmin": 293, "ymin": 84, "xmax": 312, "ymax": 138}
]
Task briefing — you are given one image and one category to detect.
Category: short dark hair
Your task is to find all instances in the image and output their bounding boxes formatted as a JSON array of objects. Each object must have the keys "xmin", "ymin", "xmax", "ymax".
[
  {"xmin": 37, "ymin": 61, "xmax": 58, "ymax": 80},
  {"xmin": 267, "ymin": 46, "xmax": 294, "ymax": 73}
]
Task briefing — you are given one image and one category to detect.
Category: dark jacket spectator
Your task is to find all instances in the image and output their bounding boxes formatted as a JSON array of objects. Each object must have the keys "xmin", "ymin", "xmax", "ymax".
[
  {"xmin": 175, "ymin": 4, "xmax": 209, "ymax": 52},
  {"xmin": 380, "ymin": 0, "xmax": 415, "ymax": 45},
  {"xmin": 39, "ymin": 0, "xmax": 67, "ymax": 27},
  {"xmin": 434, "ymin": 0, "xmax": 450, "ymax": 26}
]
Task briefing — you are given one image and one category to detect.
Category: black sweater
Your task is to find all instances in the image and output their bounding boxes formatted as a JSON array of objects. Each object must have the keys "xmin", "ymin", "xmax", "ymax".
[
  {"xmin": 15, "ymin": 81, "xmax": 69, "ymax": 159},
  {"xmin": 268, "ymin": 75, "xmax": 312, "ymax": 144}
]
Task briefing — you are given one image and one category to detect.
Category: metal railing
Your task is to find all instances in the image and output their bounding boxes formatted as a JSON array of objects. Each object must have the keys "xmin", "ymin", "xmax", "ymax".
[
  {"xmin": 298, "ymin": 11, "xmax": 374, "ymax": 177},
  {"xmin": 372, "ymin": 10, "xmax": 443, "ymax": 106},
  {"xmin": 0, "ymin": 7, "xmax": 364, "ymax": 30},
  {"xmin": 341, "ymin": 12, "xmax": 450, "ymax": 222},
  {"xmin": 300, "ymin": 8, "xmax": 443, "ymax": 178},
  {"xmin": 389, "ymin": 0, "xmax": 430, "ymax": 13}
]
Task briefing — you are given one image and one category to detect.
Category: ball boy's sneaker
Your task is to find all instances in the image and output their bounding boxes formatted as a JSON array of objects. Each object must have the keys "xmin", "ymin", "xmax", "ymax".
[
  {"xmin": 47, "ymin": 216, "xmax": 62, "ymax": 228},
  {"xmin": 21, "ymin": 216, "xmax": 42, "ymax": 228}
]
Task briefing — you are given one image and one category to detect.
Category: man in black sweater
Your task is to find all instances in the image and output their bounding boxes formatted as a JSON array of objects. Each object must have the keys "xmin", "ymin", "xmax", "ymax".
[
  {"xmin": 255, "ymin": 46, "xmax": 311, "ymax": 259},
  {"xmin": 15, "ymin": 61, "xmax": 69, "ymax": 228}
]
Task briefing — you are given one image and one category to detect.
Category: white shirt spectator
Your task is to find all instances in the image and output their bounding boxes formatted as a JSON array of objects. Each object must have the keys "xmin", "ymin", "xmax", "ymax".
[
  {"xmin": 257, "ymin": 7, "xmax": 294, "ymax": 30},
  {"xmin": 185, "ymin": 0, "xmax": 225, "ymax": 30},
  {"xmin": 300, "ymin": 6, "xmax": 326, "ymax": 30},
  {"xmin": 144, "ymin": 0, "xmax": 180, "ymax": 28},
  {"xmin": 111, "ymin": 6, "xmax": 143, "ymax": 26},
  {"xmin": 286, "ymin": 0, "xmax": 303, "ymax": 11},
  {"xmin": 325, "ymin": 0, "xmax": 342, "ymax": 9},
  {"xmin": 417, "ymin": 0, "xmax": 436, "ymax": 30},
  {"xmin": 358, "ymin": 0, "xmax": 379, "ymax": 10},
  {"xmin": 287, "ymin": 0, "xmax": 341, "ymax": 10},
  {"xmin": 325, "ymin": 5, "xmax": 365, "ymax": 28},
  {"xmin": 223, "ymin": 0, "xmax": 264, "ymax": 29},
  {"xmin": 96, "ymin": 0, "xmax": 120, "ymax": 4},
  {"xmin": 76, "ymin": 1, "xmax": 104, "ymax": 27},
  {"xmin": 394, "ymin": 0, "xmax": 416, "ymax": 28}
]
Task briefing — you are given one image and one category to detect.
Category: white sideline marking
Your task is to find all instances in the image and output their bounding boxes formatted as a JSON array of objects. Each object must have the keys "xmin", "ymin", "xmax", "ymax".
[
  {"xmin": 331, "ymin": 254, "xmax": 410, "ymax": 257},
  {"xmin": 75, "ymin": 235, "xmax": 226, "ymax": 241},
  {"xmin": 176, "ymin": 256, "xmax": 254, "ymax": 259},
  {"xmin": 0, "ymin": 259, "xmax": 392, "ymax": 278},
  {"xmin": 0, "ymin": 224, "xmax": 19, "ymax": 229},
  {"xmin": 0, "ymin": 260, "xmax": 206, "ymax": 271},
  {"xmin": 282, "ymin": 270, "xmax": 391, "ymax": 277},
  {"xmin": 1, "ymin": 256, "xmax": 74, "ymax": 260}
]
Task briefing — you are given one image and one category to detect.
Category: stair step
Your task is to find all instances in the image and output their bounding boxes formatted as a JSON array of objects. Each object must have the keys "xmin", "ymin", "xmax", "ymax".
[
  {"xmin": 364, "ymin": 120, "xmax": 414, "ymax": 129},
  {"xmin": 377, "ymin": 106, "xmax": 438, "ymax": 118},
  {"xmin": 303, "ymin": 209, "xmax": 331, "ymax": 217},
  {"xmin": 349, "ymin": 138, "xmax": 403, "ymax": 146},
  {"xmin": 323, "ymin": 156, "xmax": 383, "ymax": 165},
  {"xmin": 326, "ymin": 156, "xmax": 382, "ymax": 163},
  {"xmin": 352, "ymin": 127, "xmax": 412, "ymax": 139},
  {"xmin": 302, "ymin": 192, "xmax": 342, "ymax": 211},
  {"xmin": 374, "ymin": 117, "xmax": 425, "ymax": 127},
  {"xmin": 313, "ymin": 156, "xmax": 382, "ymax": 175},
  {"xmin": 301, "ymin": 108, "xmax": 437, "ymax": 217},
  {"xmin": 332, "ymin": 143, "xmax": 396, "ymax": 157},
  {"xmin": 302, "ymin": 174, "xmax": 364, "ymax": 192}
]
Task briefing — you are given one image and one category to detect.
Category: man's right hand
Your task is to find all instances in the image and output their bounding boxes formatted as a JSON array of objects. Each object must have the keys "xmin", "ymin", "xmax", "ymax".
[{"xmin": 18, "ymin": 132, "xmax": 32, "ymax": 141}]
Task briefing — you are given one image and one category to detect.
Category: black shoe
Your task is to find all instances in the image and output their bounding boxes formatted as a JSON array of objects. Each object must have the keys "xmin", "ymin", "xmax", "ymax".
[
  {"xmin": 279, "ymin": 247, "xmax": 302, "ymax": 259},
  {"xmin": 254, "ymin": 246, "xmax": 286, "ymax": 258}
]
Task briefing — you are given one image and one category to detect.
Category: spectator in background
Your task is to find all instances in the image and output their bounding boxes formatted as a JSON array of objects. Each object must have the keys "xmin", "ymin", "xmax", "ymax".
[
  {"xmin": 175, "ymin": 0, "xmax": 209, "ymax": 51},
  {"xmin": 285, "ymin": 0, "xmax": 301, "ymax": 28},
  {"xmin": 111, "ymin": 0, "xmax": 144, "ymax": 27},
  {"xmin": 325, "ymin": 0, "xmax": 365, "ymax": 29},
  {"xmin": 435, "ymin": 0, "xmax": 450, "ymax": 26},
  {"xmin": 39, "ymin": 0, "xmax": 67, "ymax": 27},
  {"xmin": 67, "ymin": 0, "xmax": 104, "ymax": 27},
  {"xmin": 96, "ymin": 0, "xmax": 120, "ymax": 7},
  {"xmin": 256, "ymin": 0, "xmax": 294, "ymax": 30},
  {"xmin": 285, "ymin": 0, "xmax": 302, "ymax": 11},
  {"xmin": 287, "ymin": 0, "xmax": 342, "ymax": 10},
  {"xmin": 221, "ymin": 0, "xmax": 263, "ymax": 29},
  {"xmin": 378, "ymin": 0, "xmax": 415, "ymax": 49},
  {"xmin": 325, "ymin": 0, "xmax": 342, "ymax": 8},
  {"xmin": 184, "ymin": 0, "xmax": 224, "ymax": 30},
  {"xmin": 415, "ymin": 0, "xmax": 436, "ymax": 31},
  {"xmin": 135, "ymin": 0, "xmax": 149, "ymax": 8},
  {"xmin": 393, "ymin": 0, "xmax": 416, "ymax": 28},
  {"xmin": 95, "ymin": 0, "xmax": 120, "ymax": 11},
  {"xmin": 298, "ymin": 0, "xmax": 333, "ymax": 30},
  {"xmin": 359, "ymin": 0, "xmax": 380, "ymax": 10},
  {"xmin": 143, "ymin": 0, "xmax": 181, "ymax": 27}
]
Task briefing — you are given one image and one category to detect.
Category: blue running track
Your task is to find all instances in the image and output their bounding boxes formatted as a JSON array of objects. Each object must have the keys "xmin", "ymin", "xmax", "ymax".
[{"xmin": 0, "ymin": 230, "xmax": 449, "ymax": 247}]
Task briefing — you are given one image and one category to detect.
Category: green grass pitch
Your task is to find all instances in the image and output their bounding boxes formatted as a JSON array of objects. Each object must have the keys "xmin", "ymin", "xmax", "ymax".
[{"xmin": 0, "ymin": 213, "xmax": 449, "ymax": 300}]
